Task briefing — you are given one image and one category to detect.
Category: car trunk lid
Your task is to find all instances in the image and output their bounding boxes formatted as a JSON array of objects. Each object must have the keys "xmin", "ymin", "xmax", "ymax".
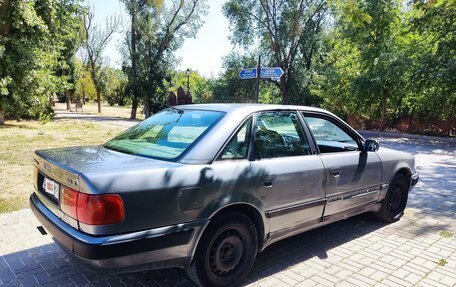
[{"xmin": 33, "ymin": 145, "xmax": 178, "ymax": 229}]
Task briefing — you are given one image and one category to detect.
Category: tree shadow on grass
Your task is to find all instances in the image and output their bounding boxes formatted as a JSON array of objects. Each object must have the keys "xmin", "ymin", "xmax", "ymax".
[{"xmin": 0, "ymin": 123, "xmax": 37, "ymax": 130}]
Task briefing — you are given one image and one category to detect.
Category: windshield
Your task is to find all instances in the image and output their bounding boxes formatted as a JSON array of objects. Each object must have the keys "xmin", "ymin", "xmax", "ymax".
[{"xmin": 104, "ymin": 109, "xmax": 224, "ymax": 160}]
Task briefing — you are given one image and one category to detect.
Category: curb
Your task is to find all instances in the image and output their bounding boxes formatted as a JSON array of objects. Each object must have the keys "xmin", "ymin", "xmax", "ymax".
[{"xmin": 358, "ymin": 130, "xmax": 456, "ymax": 144}]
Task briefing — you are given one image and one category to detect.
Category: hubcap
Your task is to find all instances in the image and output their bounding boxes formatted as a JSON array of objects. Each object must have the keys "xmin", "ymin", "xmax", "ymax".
[{"xmin": 209, "ymin": 229, "xmax": 244, "ymax": 276}]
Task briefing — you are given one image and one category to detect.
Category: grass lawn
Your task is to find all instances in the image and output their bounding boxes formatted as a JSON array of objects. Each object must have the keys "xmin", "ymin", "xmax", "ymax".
[{"xmin": 0, "ymin": 107, "xmax": 130, "ymax": 213}]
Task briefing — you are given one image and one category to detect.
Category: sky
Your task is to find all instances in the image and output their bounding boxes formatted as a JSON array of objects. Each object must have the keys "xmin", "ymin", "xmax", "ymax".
[{"xmin": 88, "ymin": 0, "xmax": 233, "ymax": 77}]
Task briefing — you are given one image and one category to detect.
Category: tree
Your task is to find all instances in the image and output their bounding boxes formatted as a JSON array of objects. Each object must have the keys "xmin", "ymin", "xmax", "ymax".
[
  {"xmin": 82, "ymin": 9, "xmax": 120, "ymax": 113},
  {"xmin": 316, "ymin": 0, "xmax": 408, "ymax": 130},
  {"xmin": 103, "ymin": 67, "xmax": 129, "ymax": 106},
  {"xmin": 56, "ymin": 1, "xmax": 85, "ymax": 110},
  {"xmin": 74, "ymin": 69, "xmax": 97, "ymax": 101},
  {"xmin": 121, "ymin": 0, "xmax": 152, "ymax": 119},
  {"xmin": 223, "ymin": 0, "xmax": 327, "ymax": 104},
  {"xmin": 407, "ymin": 0, "xmax": 456, "ymax": 121},
  {"xmin": 0, "ymin": 0, "xmax": 84, "ymax": 125},
  {"xmin": 211, "ymin": 52, "xmax": 282, "ymax": 104},
  {"xmin": 122, "ymin": 0, "xmax": 208, "ymax": 118}
]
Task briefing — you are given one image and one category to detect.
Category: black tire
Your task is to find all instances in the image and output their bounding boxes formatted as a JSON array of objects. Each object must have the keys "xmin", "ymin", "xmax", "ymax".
[
  {"xmin": 186, "ymin": 212, "xmax": 258, "ymax": 287},
  {"xmin": 375, "ymin": 174, "xmax": 409, "ymax": 222}
]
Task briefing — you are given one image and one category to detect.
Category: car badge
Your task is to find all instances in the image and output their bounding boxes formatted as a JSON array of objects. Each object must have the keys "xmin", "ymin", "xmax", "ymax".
[{"xmin": 43, "ymin": 162, "xmax": 52, "ymax": 172}]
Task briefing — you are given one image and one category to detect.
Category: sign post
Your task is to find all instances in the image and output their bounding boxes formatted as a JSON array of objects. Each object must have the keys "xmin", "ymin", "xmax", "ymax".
[
  {"xmin": 255, "ymin": 55, "xmax": 261, "ymax": 103},
  {"xmin": 239, "ymin": 60, "xmax": 284, "ymax": 103}
]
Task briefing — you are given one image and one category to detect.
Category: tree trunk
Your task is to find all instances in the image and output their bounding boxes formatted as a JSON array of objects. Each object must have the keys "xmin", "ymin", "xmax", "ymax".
[
  {"xmin": 144, "ymin": 96, "xmax": 151, "ymax": 118},
  {"xmin": 0, "ymin": 108, "xmax": 5, "ymax": 125},
  {"xmin": 280, "ymin": 76, "xmax": 289, "ymax": 104},
  {"xmin": 380, "ymin": 89, "xmax": 387, "ymax": 131},
  {"xmin": 65, "ymin": 90, "xmax": 71, "ymax": 110},
  {"xmin": 96, "ymin": 88, "xmax": 101, "ymax": 113},
  {"xmin": 129, "ymin": 0, "xmax": 138, "ymax": 120},
  {"xmin": 130, "ymin": 98, "xmax": 138, "ymax": 119},
  {"xmin": 0, "ymin": 0, "xmax": 11, "ymax": 36},
  {"xmin": 407, "ymin": 107, "xmax": 415, "ymax": 133}
]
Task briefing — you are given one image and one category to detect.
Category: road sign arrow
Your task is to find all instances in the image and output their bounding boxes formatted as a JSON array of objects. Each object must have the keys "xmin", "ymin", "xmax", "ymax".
[{"xmin": 261, "ymin": 67, "xmax": 284, "ymax": 79}]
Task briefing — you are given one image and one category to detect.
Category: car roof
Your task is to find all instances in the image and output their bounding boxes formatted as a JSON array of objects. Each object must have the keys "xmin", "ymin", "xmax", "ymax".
[{"xmin": 177, "ymin": 103, "xmax": 330, "ymax": 115}]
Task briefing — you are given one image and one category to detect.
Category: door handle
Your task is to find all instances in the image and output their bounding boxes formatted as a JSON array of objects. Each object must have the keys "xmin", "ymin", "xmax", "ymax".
[
  {"xmin": 263, "ymin": 176, "xmax": 275, "ymax": 188},
  {"xmin": 330, "ymin": 168, "xmax": 341, "ymax": 177}
]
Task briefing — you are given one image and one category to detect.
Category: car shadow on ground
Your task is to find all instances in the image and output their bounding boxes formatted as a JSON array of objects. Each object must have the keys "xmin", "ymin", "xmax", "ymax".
[
  {"xmin": 242, "ymin": 213, "xmax": 386, "ymax": 285},
  {"xmin": 1, "ymin": 213, "xmax": 387, "ymax": 286}
]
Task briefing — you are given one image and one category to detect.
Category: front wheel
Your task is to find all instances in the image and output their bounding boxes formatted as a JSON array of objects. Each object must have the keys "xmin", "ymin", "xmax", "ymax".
[
  {"xmin": 186, "ymin": 212, "xmax": 258, "ymax": 287},
  {"xmin": 375, "ymin": 174, "xmax": 409, "ymax": 222}
]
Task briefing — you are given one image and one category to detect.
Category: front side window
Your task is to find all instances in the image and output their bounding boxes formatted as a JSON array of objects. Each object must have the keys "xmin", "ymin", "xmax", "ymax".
[
  {"xmin": 304, "ymin": 116, "xmax": 358, "ymax": 153},
  {"xmin": 218, "ymin": 117, "xmax": 252, "ymax": 160},
  {"xmin": 105, "ymin": 109, "xmax": 224, "ymax": 160},
  {"xmin": 254, "ymin": 111, "xmax": 311, "ymax": 159}
]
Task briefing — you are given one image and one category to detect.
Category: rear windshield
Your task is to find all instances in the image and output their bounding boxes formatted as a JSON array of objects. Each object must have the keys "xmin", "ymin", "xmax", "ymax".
[{"xmin": 104, "ymin": 109, "xmax": 224, "ymax": 160}]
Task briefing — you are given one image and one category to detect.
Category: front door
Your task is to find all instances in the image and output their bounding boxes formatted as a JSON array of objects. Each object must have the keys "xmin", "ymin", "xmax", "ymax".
[{"xmin": 303, "ymin": 115, "xmax": 382, "ymax": 217}]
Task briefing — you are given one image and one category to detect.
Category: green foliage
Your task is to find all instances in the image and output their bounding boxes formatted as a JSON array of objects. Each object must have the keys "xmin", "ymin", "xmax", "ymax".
[
  {"xmin": 332, "ymin": 0, "xmax": 372, "ymax": 28},
  {"xmin": 0, "ymin": 0, "xmax": 84, "ymax": 122},
  {"xmin": 103, "ymin": 68, "xmax": 129, "ymax": 106},
  {"xmin": 211, "ymin": 53, "xmax": 257, "ymax": 103},
  {"xmin": 74, "ymin": 69, "xmax": 97, "ymax": 101},
  {"xmin": 437, "ymin": 258, "xmax": 448, "ymax": 266},
  {"xmin": 407, "ymin": 0, "xmax": 456, "ymax": 121},
  {"xmin": 223, "ymin": 0, "xmax": 327, "ymax": 104},
  {"xmin": 313, "ymin": 0, "xmax": 455, "ymax": 130},
  {"xmin": 211, "ymin": 53, "xmax": 282, "ymax": 104},
  {"xmin": 170, "ymin": 70, "xmax": 212, "ymax": 104},
  {"xmin": 439, "ymin": 230, "xmax": 454, "ymax": 238}
]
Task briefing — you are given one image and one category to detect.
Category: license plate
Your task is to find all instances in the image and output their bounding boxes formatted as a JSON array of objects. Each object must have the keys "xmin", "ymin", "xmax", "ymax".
[{"xmin": 42, "ymin": 177, "xmax": 60, "ymax": 201}]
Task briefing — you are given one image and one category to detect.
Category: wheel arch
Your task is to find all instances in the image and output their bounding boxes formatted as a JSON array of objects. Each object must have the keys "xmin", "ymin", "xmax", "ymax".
[
  {"xmin": 393, "ymin": 167, "xmax": 412, "ymax": 189},
  {"xmin": 192, "ymin": 202, "xmax": 267, "ymax": 259},
  {"xmin": 212, "ymin": 203, "xmax": 265, "ymax": 248}
]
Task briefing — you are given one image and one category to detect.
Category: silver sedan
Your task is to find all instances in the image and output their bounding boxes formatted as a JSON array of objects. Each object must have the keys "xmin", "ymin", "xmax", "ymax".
[{"xmin": 30, "ymin": 104, "xmax": 419, "ymax": 287}]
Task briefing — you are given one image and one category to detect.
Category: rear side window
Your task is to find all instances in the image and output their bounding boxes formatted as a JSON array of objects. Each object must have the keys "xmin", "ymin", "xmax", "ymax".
[
  {"xmin": 254, "ymin": 111, "xmax": 311, "ymax": 159},
  {"xmin": 218, "ymin": 117, "xmax": 252, "ymax": 160}
]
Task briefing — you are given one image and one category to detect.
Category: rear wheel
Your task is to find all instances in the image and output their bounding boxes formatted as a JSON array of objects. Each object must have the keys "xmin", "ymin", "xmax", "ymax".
[
  {"xmin": 186, "ymin": 212, "xmax": 258, "ymax": 287},
  {"xmin": 375, "ymin": 174, "xmax": 409, "ymax": 222}
]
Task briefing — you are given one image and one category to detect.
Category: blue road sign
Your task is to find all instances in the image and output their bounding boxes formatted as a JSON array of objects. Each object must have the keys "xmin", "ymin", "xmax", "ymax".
[
  {"xmin": 260, "ymin": 67, "xmax": 284, "ymax": 79},
  {"xmin": 239, "ymin": 68, "xmax": 257, "ymax": 79},
  {"xmin": 239, "ymin": 67, "xmax": 284, "ymax": 79}
]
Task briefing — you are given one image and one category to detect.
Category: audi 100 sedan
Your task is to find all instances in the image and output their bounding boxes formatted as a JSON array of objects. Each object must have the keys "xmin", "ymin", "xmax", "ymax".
[{"xmin": 30, "ymin": 104, "xmax": 419, "ymax": 286}]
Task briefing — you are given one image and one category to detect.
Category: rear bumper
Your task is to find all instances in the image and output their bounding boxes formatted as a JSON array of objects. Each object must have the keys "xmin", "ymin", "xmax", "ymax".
[
  {"xmin": 30, "ymin": 193, "xmax": 207, "ymax": 270},
  {"xmin": 411, "ymin": 172, "xmax": 419, "ymax": 187}
]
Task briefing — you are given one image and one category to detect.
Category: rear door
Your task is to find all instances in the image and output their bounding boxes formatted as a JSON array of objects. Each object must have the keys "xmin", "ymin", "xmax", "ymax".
[
  {"xmin": 302, "ymin": 113, "xmax": 382, "ymax": 217},
  {"xmin": 249, "ymin": 111, "xmax": 326, "ymax": 234}
]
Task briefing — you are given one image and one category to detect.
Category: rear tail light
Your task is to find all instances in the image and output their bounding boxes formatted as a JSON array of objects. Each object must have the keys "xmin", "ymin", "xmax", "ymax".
[
  {"xmin": 60, "ymin": 186, "xmax": 124, "ymax": 225},
  {"xmin": 77, "ymin": 193, "xmax": 124, "ymax": 225},
  {"xmin": 61, "ymin": 186, "xmax": 78, "ymax": 219}
]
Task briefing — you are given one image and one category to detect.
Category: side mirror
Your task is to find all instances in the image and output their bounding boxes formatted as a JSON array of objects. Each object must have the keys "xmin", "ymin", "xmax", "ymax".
[{"xmin": 364, "ymin": 139, "xmax": 380, "ymax": 152}]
